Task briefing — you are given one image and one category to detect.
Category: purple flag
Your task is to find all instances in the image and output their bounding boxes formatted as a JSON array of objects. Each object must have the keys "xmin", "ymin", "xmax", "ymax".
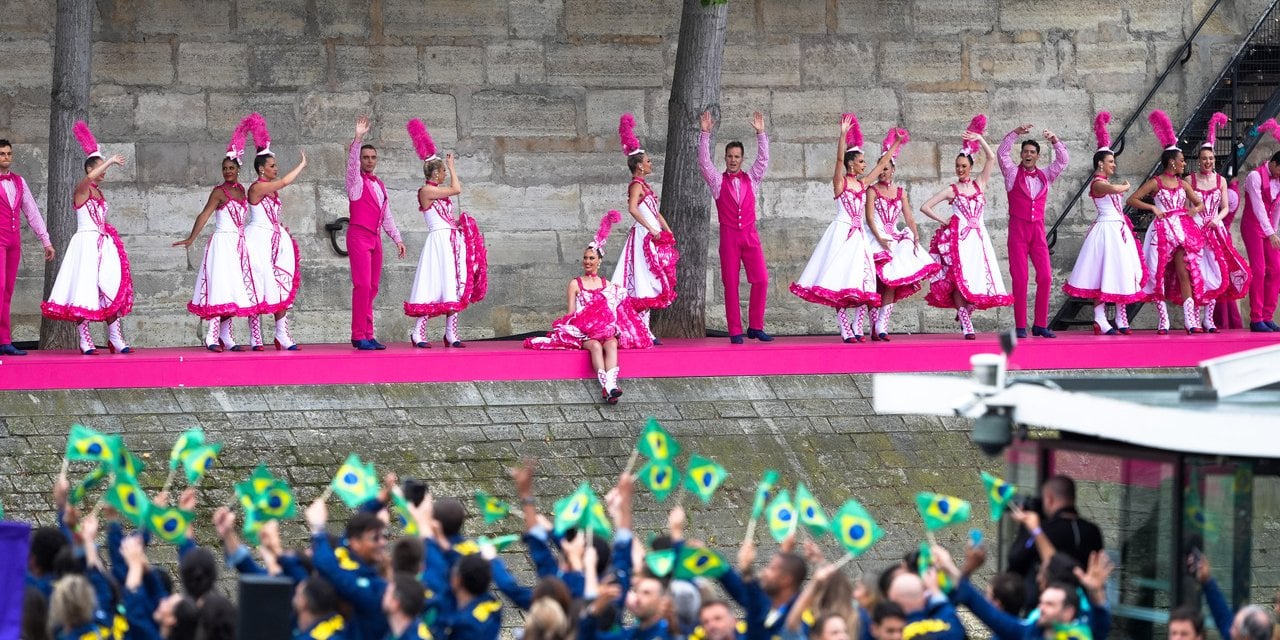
[{"xmin": 0, "ymin": 522, "xmax": 31, "ymax": 639}]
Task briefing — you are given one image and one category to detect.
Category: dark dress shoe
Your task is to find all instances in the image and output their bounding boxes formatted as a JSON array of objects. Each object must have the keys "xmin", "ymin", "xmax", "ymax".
[
  {"xmin": 1031, "ymin": 325, "xmax": 1057, "ymax": 338},
  {"xmin": 746, "ymin": 328, "xmax": 774, "ymax": 341},
  {"xmin": 729, "ymin": 334, "xmax": 744, "ymax": 344},
  {"xmin": 0, "ymin": 343, "xmax": 27, "ymax": 355}
]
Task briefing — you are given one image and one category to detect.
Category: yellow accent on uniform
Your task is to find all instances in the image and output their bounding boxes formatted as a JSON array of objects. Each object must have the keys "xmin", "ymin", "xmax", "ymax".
[
  {"xmin": 416, "ymin": 622, "xmax": 433, "ymax": 639},
  {"xmin": 903, "ymin": 618, "xmax": 951, "ymax": 639},
  {"xmin": 310, "ymin": 615, "xmax": 346, "ymax": 640},
  {"xmin": 454, "ymin": 540, "xmax": 480, "ymax": 556},
  {"xmin": 113, "ymin": 613, "xmax": 129, "ymax": 640},
  {"xmin": 472, "ymin": 600, "xmax": 502, "ymax": 622},
  {"xmin": 801, "ymin": 608, "xmax": 816, "ymax": 626},
  {"xmin": 334, "ymin": 546, "xmax": 360, "ymax": 571}
]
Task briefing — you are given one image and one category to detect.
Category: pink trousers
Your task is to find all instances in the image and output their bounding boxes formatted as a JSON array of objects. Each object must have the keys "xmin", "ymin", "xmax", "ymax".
[
  {"xmin": 1242, "ymin": 214, "xmax": 1280, "ymax": 323},
  {"xmin": 0, "ymin": 229, "xmax": 20, "ymax": 344},
  {"xmin": 1007, "ymin": 216, "xmax": 1052, "ymax": 328},
  {"xmin": 719, "ymin": 225, "xmax": 768, "ymax": 336},
  {"xmin": 347, "ymin": 226, "xmax": 383, "ymax": 341}
]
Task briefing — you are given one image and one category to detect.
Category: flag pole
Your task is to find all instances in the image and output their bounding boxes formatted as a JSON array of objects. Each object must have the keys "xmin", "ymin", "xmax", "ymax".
[
  {"xmin": 318, "ymin": 485, "xmax": 333, "ymax": 502},
  {"xmin": 160, "ymin": 468, "xmax": 177, "ymax": 496},
  {"xmin": 831, "ymin": 551, "xmax": 855, "ymax": 570},
  {"xmin": 60, "ymin": 457, "xmax": 69, "ymax": 479},
  {"xmin": 622, "ymin": 447, "xmax": 640, "ymax": 478},
  {"xmin": 742, "ymin": 516, "xmax": 758, "ymax": 546}
]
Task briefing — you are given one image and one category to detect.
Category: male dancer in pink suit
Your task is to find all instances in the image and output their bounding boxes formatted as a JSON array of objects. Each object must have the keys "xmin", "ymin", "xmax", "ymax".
[
  {"xmin": 0, "ymin": 140, "xmax": 54, "ymax": 355},
  {"xmin": 347, "ymin": 116, "xmax": 406, "ymax": 350},
  {"xmin": 998, "ymin": 124, "xmax": 1069, "ymax": 338},
  {"xmin": 698, "ymin": 110, "xmax": 772, "ymax": 344},
  {"xmin": 1241, "ymin": 147, "xmax": 1280, "ymax": 332}
]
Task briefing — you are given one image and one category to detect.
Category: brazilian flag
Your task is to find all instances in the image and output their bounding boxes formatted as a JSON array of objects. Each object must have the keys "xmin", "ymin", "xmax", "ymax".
[
  {"xmin": 830, "ymin": 499, "xmax": 883, "ymax": 557},
  {"xmin": 330, "ymin": 453, "xmax": 378, "ymax": 509},
  {"xmin": 474, "ymin": 491, "xmax": 511, "ymax": 524},
  {"xmin": 391, "ymin": 493, "xmax": 419, "ymax": 536},
  {"xmin": 147, "ymin": 505, "xmax": 194, "ymax": 544},
  {"xmin": 637, "ymin": 460, "xmax": 681, "ymax": 502},
  {"xmin": 584, "ymin": 495, "xmax": 612, "ymax": 538},
  {"xmin": 552, "ymin": 483, "xmax": 594, "ymax": 536},
  {"xmin": 917, "ymin": 542, "xmax": 953, "ymax": 593},
  {"xmin": 750, "ymin": 470, "xmax": 779, "ymax": 520},
  {"xmin": 69, "ymin": 464, "xmax": 111, "ymax": 506},
  {"xmin": 108, "ymin": 440, "xmax": 145, "ymax": 481},
  {"xmin": 181, "ymin": 444, "xmax": 222, "ymax": 485},
  {"xmin": 66, "ymin": 424, "xmax": 116, "ymax": 464},
  {"xmin": 242, "ymin": 507, "xmax": 263, "ymax": 545},
  {"xmin": 916, "ymin": 492, "xmax": 971, "ymax": 532},
  {"xmin": 645, "ymin": 548, "xmax": 676, "ymax": 577},
  {"xmin": 981, "ymin": 472, "xmax": 1016, "ymax": 521},
  {"xmin": 478, "ymin": 534, "xmax": 520, "ymax": 552},
  {"xmin": 794, "ymin": 483, "xmax": 830, "ymax": 537},
  {"xmin": 674, "ymin": 546, "xmax": 728, "ymax": 579},
  {"xmin": 255, "ymin": 480, "xmax": 296, "ymax": 519},
  {"xmin": 682, "ymin": 455, "xmax": 727, "ymax": 504},
  {"xmin": 636, "ymin": 417, "xmax": 680, "ymax": 461},
  {"xmin": 168, "ymin": 429, "xmax": 205, "ymax": 471},
  {"xmin": 103, "ymin": 477, "xmax": 150, "ymax": 527},
  {"xmin": 766, "ymin": 489, "xmax": 797, "ymax": 543},
  {"xmin": 1052, "ymin": 622, "xmax": 1093, "ymax": 640}
]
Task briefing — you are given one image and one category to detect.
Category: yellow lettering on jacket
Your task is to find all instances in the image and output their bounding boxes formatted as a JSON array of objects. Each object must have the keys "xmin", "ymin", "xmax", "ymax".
[{"xmin": 903, "ymin": 618, "xmax": 951, "ymax": 639}]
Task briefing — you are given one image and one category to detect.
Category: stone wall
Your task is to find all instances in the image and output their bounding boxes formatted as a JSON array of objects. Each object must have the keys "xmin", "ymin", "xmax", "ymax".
[{"xmin": 0, "ymin": 0, "xmax": 1273, "ymax": 345}]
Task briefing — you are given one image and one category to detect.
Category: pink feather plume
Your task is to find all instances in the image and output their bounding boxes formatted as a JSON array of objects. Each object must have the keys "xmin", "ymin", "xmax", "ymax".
[
  {"xmin": 618, "ymin": 113, "xmax": 642, "ymax": 156},
  {"xmin": 406, "ymin": 118, "xmax": 438, "ymax": 161},
  {"xmin": 1205, "ymin": 112, "xmax": 1228, "ymax": 146},
  {"xmin": 1261, "ymin": 118, "xmax": 1280, "ymax": 142},
  {"xmin": 243, "ymin": 112, "xmax": 271, "ymax": 153},
  {"xmin": 1148, "ymin": 110, "xmax": 1177, "ymax": 149},
  {"xmin": 226, "ymin": 117, "xmax": 249, "ymax": 163},
  {"xmin": 842, "ymin": 113, "xmax": 863, "ymax": 150},
  {"xmin": 961, "ymin": 114, "xmax": 986, "ymax": 156},
  {"xmin": 591, "ymin": 209, "xmax": 623, "ymax": 252},
  {"xmin": 1093, "ymin": 112, "xmax": 1112, "ymax": 150},
  {"xmin": 72, "ymin": 121, "xmax": 100, "ymax": 157}
]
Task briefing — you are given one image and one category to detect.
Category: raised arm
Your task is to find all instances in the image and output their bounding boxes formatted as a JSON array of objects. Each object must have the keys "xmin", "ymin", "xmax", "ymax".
[
  {"xmin": 698, "ymin": 112, "xmax": 722, "ymax": 193},
  {"xmin": 74, "ymin": 154, "xmax": 126, "ymax": 206},
  {"xmin": 421, "ymin": 154, "xmax": 461, "ymax": 200},
  {"xmin": 346, "ymin": 116, "xmax": 370, "ymax": 201},
  {"xmin": 973, "ymin": 134, "xmax": 997, "ymax": 190},
  {"xmin": 997, "ymin": 128, "xmax": 1026, "ymax": 185},
  {"xmin": 748, "ymin": 111, "xmax": 769, "ymax": 183},
  {"xmin": 250, "ymin": 152, "xmax": 307, "ymax": 201},
  {"xmin": 1043, "ymin": 130, "xmax": 1070, "ymax": 183},
  {"xmin": 859, "ymin": 139, "xmax": 901, "ymax": 189},
  {"xmin": 174, "ymin": 187, "xmax": 227, "ymax": 248},
  {"xmin": 834, "ymin": 116, "xmax": 852, "ymax": 196}
]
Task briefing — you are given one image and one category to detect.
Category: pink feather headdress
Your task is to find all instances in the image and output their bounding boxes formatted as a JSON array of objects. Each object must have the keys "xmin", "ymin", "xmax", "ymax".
[
  {"xmin": 406, "ymin": 118, "xmax": 439, "ymax": 162},
  {"xmin": 960, "ymin": 114, "xmax": 986, "ymax": 156},
  {"xmin": 618, "ymin": 114, "xmax": 643, "ymax": 157},
  {"xmin": 842, "ymin": 113, "xmax": 863, "ymax": 152},
  {"xmin": 881, "ymin": 128, "xmax": 908, "ymax": 160},
  {"xmin": 72, "ymin": 121, "xmax": 103, "ymax": 159},
  {"xmin": 1203, "ymin": 112, "xmax": 1228, "ymax": 149},
  {"xmin": 1093, "ymin": 112, "xmax": 1113, "ymax": 152},
  {"xmin": 226, "ymin": 117, "xmax": 250, "ymax": 165},
  {"xmin": 1148, "ymin": 110, "xmax": 1179, "ymax": 151},
  {"xmin": 1261, "ymin": 118, "xmax": 1280, "ymax": 143},
  {"xmin": 241, "ymin": 113, "xmax": 272, "ymax": 157},
  {"xmin": 589, "ymin": 210, "xmax": 623, "ymax": 255}
]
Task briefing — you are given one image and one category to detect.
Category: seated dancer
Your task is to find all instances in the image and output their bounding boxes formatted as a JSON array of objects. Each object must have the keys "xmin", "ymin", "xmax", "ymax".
[
  {"xmin": 1190, "ymin": 113, "xmax": 1250, "ymax": 332},
  {"xmin": 865, "ymin": 126, "xmax": 940, "ymax": 341},
  {"xmin": 525, "ymin": 210, "xmax": 653, "ymax": 403},
  {"xmin": 921, "ymin": 116, "xmax": 1013, "ymax": 339},
  {"xmin": 1061, "ymin": 112, "xmax": 1146, "ymax": 335}
]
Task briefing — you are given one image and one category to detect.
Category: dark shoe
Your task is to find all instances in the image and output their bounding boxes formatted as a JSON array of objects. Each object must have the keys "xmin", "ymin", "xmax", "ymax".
[
  {"xmin": 1267, "ymin": 321, "xmax": 1280, "ymax": 332},
  {"xmin": 870, "ymin": 333, "xmax": 881, "ymax": 342},
  {"xmin": 843, "ymin": 337, "xmax": 856, "ymax": 344},
  {"xmin": 1015, "ymin": 327, "xmax": 1027, "ymax": 339},
  {"xmin": 227, "ymin": 344, "xmax": 245, "ymax": 352},
  {"xmin": 413, "ymin": 340, "xmax": 431, "ymax": 348},
  {"xmin": 651, "ymin": 338, "xmax": 663, "ymax": 346},
  {"xmin": 964, "ymin": 333, "xmax": 976, "ymax": 340},
  {"xmin": 853, "ymin": 334, "xmax": 865, "ymax": 343},
  {"xmin": 274, "ymin": 339, "xmax": 300, "ymax": 351},
  {"xmin": 1117, "ymin": 327, "xmax": 1131, "ymax": 335},
  {"xmin": 351, "ymin": 339, "xmax": 362, "ymax": 348},
  {"xmin": 251, "ymin": 345, "xmax": 265, "ymax": 351},
  {"xmin": 1031, "ymin": 325, "xmax": 1057, "ymax": 338},
  {"xmin": 205, "ymin": 343, "xmax": 223, "ymax": 353},
  {"xmin": 1156, "ymin": 328, "xmax": 1170, "ymax": 335},
  {"xmin": 730, "ymin": 334, "xmax": 744, "ymax": 344},
  {"xmin": 0, "ymin": 343, "xmax": 27, "ymax": 355},
  {"xmin": 746, "ymin": 328, "xmax": 774, "ymax": 342},
  {"xmin": 877, "ymin": 332, "xmax": 891, "ymax": 342},
  {"xmin": 370, "ymin": 338, "xmax": 387, "ymax": 350},
  {"xmin": 354, "ymin": 339, "xmax": 378, "ymax": 351},
  {"xmin": 446, "ymin": 341, "xmax": 465, "ymax": 348},
  {"xmin": 1250, "ymin": 322, "xmax": 1272, "ymax": 333}
]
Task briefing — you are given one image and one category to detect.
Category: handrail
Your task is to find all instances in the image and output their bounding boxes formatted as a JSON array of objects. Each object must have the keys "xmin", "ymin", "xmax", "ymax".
[{"xmin": 1046, "ymin": 0, "xmax": 1226, "ymax": 251}]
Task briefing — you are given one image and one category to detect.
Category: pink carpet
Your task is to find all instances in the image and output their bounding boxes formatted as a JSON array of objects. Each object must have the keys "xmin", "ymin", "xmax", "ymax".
[{"xmin": 1, "ymin": 331, "xmax": 1273, "ymax": 391}]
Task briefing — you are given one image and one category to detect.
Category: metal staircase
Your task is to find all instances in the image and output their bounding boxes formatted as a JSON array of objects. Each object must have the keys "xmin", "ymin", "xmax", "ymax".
[{"xmin": 1048, "ymin": 0, "xmax": 1280, "ymax": 330}]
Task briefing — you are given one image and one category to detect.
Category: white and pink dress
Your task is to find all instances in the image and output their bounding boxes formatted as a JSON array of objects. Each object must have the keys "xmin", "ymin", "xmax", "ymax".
[
  {"xmin": 524, "ymin": 276, "xmax": 652, "ymax": 350},
  {"xmin": 188, "ymin": 183, "xmax": 256, "ymax": 319},
  {"xmin": 403, "ymin": 192, "xmax": 487, "ymax": 319},
  {"xmin": 1062, "ymin": 177, "xmax": 1147, "ymax": 303},
  {"xmin": 1140, "ymin": 180, "xmax": 1208, "ymax": 303},
  {"xmin": 790, "ymin": 178, "xmax": 881, "ymax": 310},
  {"xmin": 1190, "ymin": 172, "xmax": 1250, "ymax": 302},
  {"xmin": 611, "ymin": 178, "xmax": 678, "ymax": 315},
  {"xmin": 867, "ymin": 184, "xmax": 940, "ymax": 300},
  {"xmin": 42, "ymin": 190, "xmax": 134, "ymax": 322},
  {"xmin": 926, "ymin": 184, "xmax": 1014, "ymax": 310},
  {"xmin": 244, "ymin": 186, "xmax": 300, "ymax": 315}
]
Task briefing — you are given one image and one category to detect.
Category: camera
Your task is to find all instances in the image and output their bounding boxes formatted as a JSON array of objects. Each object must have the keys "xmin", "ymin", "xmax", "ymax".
[{"xmin": 402, "ymin": 478, "xmax": 428, "ymax": 507}]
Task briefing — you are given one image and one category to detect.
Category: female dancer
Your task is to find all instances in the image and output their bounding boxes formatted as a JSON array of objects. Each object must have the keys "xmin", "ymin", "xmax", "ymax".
[
  {"xmin": 1213, "ymin": 177, "xmax": 1245, "ymax": 329},
  {"xmin": 1127, "ymin": 110, "xmax": 1207, "ymax": 334},
  {"xmin": 790, "ymin": 114, "xmax": 898, "ymax": 342},
  {"xmin": 403, "ymin": 118, "xmax": 487, "ymax": 348},
  {"xmin": 865, "ymin": 127, "xmax": 940, "ymax": 341},
  {"xmin": 174, "ymin": 116, "xmax": 257, "ymax": 351},
  {"xmin": 42, "ymin": 121, "xmax": 134, "ymax": 354},
  {"xmin": 243, "ymin": 114, "xmax": 305, "ymax": 350},
  {"xmin": 1061, "ymin": 112, "xmax": 1146, "ymax": 334},
  {"xmin": 611, "ymin": 113, "xmax": 678, "ymax": 343},
  {"xmin": 1190, "ymin": 113, "xmax": 1250, "ymax": 331},
  {"xmin": 525, "ymin": 210, "xmax": 653, "ymax": 403},
  {"xmin": 920, "ymin": 116, "xmax": 1014, "ymax": 339}
]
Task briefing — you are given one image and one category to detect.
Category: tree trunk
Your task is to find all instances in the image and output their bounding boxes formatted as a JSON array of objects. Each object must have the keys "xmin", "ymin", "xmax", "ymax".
[
  {"xmin": 650, "ymin": 0, "xmax": 727, "ymax": 338},
  {"xmin": 39, "ymin": 0, "xmax": 93, "ymax": 350}
]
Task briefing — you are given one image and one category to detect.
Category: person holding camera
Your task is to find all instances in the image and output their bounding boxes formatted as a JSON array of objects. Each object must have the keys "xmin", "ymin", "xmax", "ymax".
[{"xmin": 1006, "ymin": 476, "xmax": 1104, "ymax": 586}]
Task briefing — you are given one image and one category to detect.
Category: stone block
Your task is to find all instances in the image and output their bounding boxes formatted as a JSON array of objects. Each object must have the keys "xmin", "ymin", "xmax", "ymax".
[
  {"xmin": 373, "ymin": 92, "xmax": 459, "ymax": 150},
  {"xmin": 384, "ymin": 0, "xmax": 507, "ymax": 38},
  {"xmin": 316, "ymin": 0, "xmax": 371, "ymax": 37},
  {"xmin": 205, "ymin": 94, "xmax": 301, "ymax": 147},
  {"xmin": 800, "ymin": 39, "xmax": 878, "ymax": 88},
  {"xmin": 584, "ymin": 90, "xmax": 648, "ymax": 138},
  {"xmin": 999, "ymin": 1, "xmax": 1122, "ymax": 32},
  {"xmin": 487, "ymin": 41, "xmax": 546, "ymax": 86},
  {"xmin": 177, "ymin": 43, "xmax": 251, "ymax": 89},
  {"xmin": 563, "ymin": 0, "xmax": 679, "ymax": 37},
  {"xmin": 93, "ymin": 42, "xmax": 175, "ymax": 87},
  {"xmin": 477, "ymin": 231, "xmax": 561, "ymax": 265},
  {"xmin": 422, "ymin": 46, "xmax": 487, "ymax": 86},
  {"xmin": 145, "ymin": 186, "xmax": 211, "ymax": 235},
  {"xmin": 135, "ymin": 93, "xmax": 209, "ymax": 140},
  {"xmin": 505, "ymin": 152, "xmax": 622, "ymax": 185},
  {"xmin": 0, "ymin": 1, "xmax": 53, "ymax": 36},
  {"xmin": 546, "ymin": 44, "xmax": 665, "ymax": 87},
  {"xmin": 238, "ymin": 0, "xmax": 308, "ymax": 36},
  {"xmin": 509, "ymin": 0, "xmax": 563, "ymax": 38},
  {"xmin": 90, "ymin": 87, "xmax": 139, "ymax": 140},
  {"xmin": 136, "ymin": 0, "xmax": 231, "ymax": 36},
  {"xmin": 969, "ymin": 42, "xmax": 1047, "ymax": 84},
  {"xmin": 471, "ymin": 92, "xmax": 578, "ymax": 137},
  {"xmin": 1125, "ymin": 0, "xmax": 1190, "ymax": 35},
  {"xmin": 722, "ymin": 42, "xmax": 802, "ymax": 88},
  {"xmin": 760, "ymin": 0, "xmax": 827, "ymax": 34},
  {"xmin": 768, "ymin": 141, "xmax": 805, "ymax": 180},
  {"xmin": 299, "ymin": 92, "xmax": 375, "ymax": 140},
  {"xmin": 0, "ymin": 41, "xmax": 51, "ymax": 89},
  {"xmin": 1073, "ymin": 42, "xmax": 1150, "ymax": 79},
  {"xmin": 250, "ymin": 45, "xmax": 327, "ymax": 89},
  {"xmin": 881, "ymin": 42, "xmax": 964, "ymax": 86},
  {"xmin": 902, "ymin": 91, "xmax": 992, "ymax": 139},
  {"xmin": 910, "ymin": 0, "xmax": 998, "ymax": 35},
  {"xmin": 989, "ymin": 88, "xmax": 1093, "ymax": 142},
  {"xmin": 836, "ymin": 0, "xmax": 909, "ymax": 35},
  {"xmin": 893, "ymin": 140, "xmax": 940, "ymax": 182},
  {"xmin": 763, "ymin": 180, "xmax": 841, "ymax": 223},
  {"xmin": 466, "ymin": 183, "xmax": 581, "ymax": 232},
  {"xmin": 335, "ymin": 46, "xmax": 419, "ymax": 89}
]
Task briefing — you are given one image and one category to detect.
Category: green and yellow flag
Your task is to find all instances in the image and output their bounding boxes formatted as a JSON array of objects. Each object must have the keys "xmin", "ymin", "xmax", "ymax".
[
  {"xmin": 478, "ymin": 534, "xmax": 521, "ymax": 552},
  {"xmin": 794, "ymin": 483, "xmax": 830, "ymax": 537},
  {"xmin": 584, "ymin": 494, "xmax": 612, "ymax": 538},
  {"xmin": 637, "ymin": 460, "xmax": 681, "ymax": 502},
  {"xmin": 330, "ymin": 454, "xmax": 378, "ymax": 509},
  {"xmin": 830, "ymin": 499, "xmax": 883, "ymax": 557},
  {"xmin": 168, "ymin": 429, "xmax": 205, "ymax": 471},
  {"xmin": 766, "ymin": 489, "xmax": 798, "ymax": 543},
  {"xmin": 103, "ymin": 476, "xmax": 150, "ymax": 527},
  {"xmin": 552, "ymin": 483, "xmax": 595, "ymax": 536},
  {"xmin": 1052, "ymin": 622, "xmax": 1093, "ymax": 640},
  {"xmin": 391, "ymin": 493, "xmax": 419, "ymax": 536},
  {"xmin": 683, "ymin": 455, "xmax": 727, "ymax": 504},
  {"xmin": 636, "ymin": 417, "xmax": 680, "ymax": 461},
  {"xmin": 981, "ymin": 472, "xmax": 1016, "ymax": 521},
  {"xmin": 146, "ymin": 505, "xmax": 194, "ymax": 543},
  {"xmin": 107, "ymin": 440, "xmax": 145, "ymax": 481},
  {"xmin": 70, "ymin": 464, "xmax": 111, "ymax": 506},
  {"xmin": 474, "ymin": 491, "xmax": 511, "ymax": 524},
  {"xmin": 917, "ymin": 542, "xmax": 953, "ymax": 593},
  {"xmin": 750, "ymin": 470, "xmax": 780, "ymax": 520},
  {"xmin": 645, "ymin": 549, "xmax": 676, "ymax": 577},
  {"xmin": 181, "ymin": 444, "xmax": 222, "ymax": 485},
  {"xmin": 255, "ymin": 480, "xmax": 296, "ymax": 520},
  {"xmin": 66, "ymin": 424, "xmax": 116, "ymax": 464},
  {"xmin": 916, "ymin": 492, "xmax": 971, "ymax": 532},
  {"xmin": 674, "ymin": 546, "xmax": 728, "ymax": 579}
]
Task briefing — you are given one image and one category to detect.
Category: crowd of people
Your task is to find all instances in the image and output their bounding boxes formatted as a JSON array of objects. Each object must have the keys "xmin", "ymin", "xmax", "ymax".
[{"xmin": 16, "ymin": 458, "xmax": 1280, "ymax": 640}]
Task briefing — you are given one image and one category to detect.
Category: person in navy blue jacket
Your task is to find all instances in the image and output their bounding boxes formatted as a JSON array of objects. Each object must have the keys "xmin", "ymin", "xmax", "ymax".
[
  {"xmin": 293, "ymin": 575, "xmax": 350, "ymax": 640},
  {"xmin": 306, "ymin": 497, "xmax": 390, "ymax": 640},
  {"xmin": 118, "ymin": 534, "xmax": 200, "ymax": 640},
  {"xmin": 382, "ymin": 572, "xmax": 433, "ymax": 640},
  {"xmin": 430, "ymin": 554, "xmax": 503, "ymax": 640}
]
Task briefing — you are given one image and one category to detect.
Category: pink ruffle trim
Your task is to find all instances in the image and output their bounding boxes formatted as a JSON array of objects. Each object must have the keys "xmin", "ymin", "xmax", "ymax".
[
  {"xmin": 1146, "ymin": 214, "xmax": 1209, "ymax": 303},
  {"xmin": 41, "ymin": 222, "xmax": 135, "ymax": 322},
  {"xmin": 248, "ymin": 230, "xmax": 301, "ymax": 316},
  {"xmin": 924, "ymin": 218, "xmax": 1013, "ymax": 311},
  {"xmin": 1061, "ymin": 215, "xmax": 1150, "ymax": 304},
  {"xmin": 876, "ymin": 261, "xmax": 941, "ymax": 303},
  {"xmin": 789, "ymin": 282, "xmax": 881, "ymax": 309},
  {"xmin": 524, "ymin": 290, "xmax": 653, "ymax": 350},
  {"xmin": 1202, "ymin": 224, "xmax": 1250, "ymax": 300},
  {"xmin": 404, "ymin": 214, "xmax": 489, "ymax": 318},
  {"xmin": 628, "ymin": 230, "xmax": 679, "ymax": 312},
  {"xmin": 187, "ymin": 301, "xmax": 255, "ymax": 319}
]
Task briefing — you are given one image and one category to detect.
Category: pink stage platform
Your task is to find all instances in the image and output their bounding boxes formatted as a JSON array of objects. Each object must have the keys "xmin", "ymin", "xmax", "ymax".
[{"xmin": 0, "ymin": 331, "xmax": 1274, "ymax": 391}]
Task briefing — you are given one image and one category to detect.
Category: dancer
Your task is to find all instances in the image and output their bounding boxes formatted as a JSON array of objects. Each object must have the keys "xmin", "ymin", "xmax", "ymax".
[
  {"xmin": 243, "ymin": 114, "xmax": 305, "ymax": 350},
  {"xmin": 403, "ymin": 118, "xmax": 487, "ymax": 348},
  {"xmin": 1061, "ymin": 112, "xmax": 1146, "ymax": 335},
  {"xmin": 1126, "ymin": 110, "xmax": 1207, "ymax": 335},
  {"xmin": 174, "ymin": 116, "xmax": 258, "ymax": 351},
  {"xmin": 0, "ymin": 138, "xmax": 54, "ymax": 356},
  {"xmin": 998, "ymin": 122, "xmax": 1070, "ymax": 338},
  {"xmin": 41, "ymin": 121, "xmax": 134, "ymax": 355},
  {"xmin": 865, "ymin": 126, "xmax": 940, "ymax": 341},
  {"xmin": 1242, "ymin": 119, "xmax": 1280, "ymax": 332},
  {"xmin": 790, "ymin": 114, "xmax": 897, "ymax": 343},
  {"xmin": 347, "ymin": 115, "xmax": 406, "ymax": 351},
  {"xmin": 524, "ymin": 210, "xmax": 653, "ymax": 403},
  {"xmin": 1190, "ymin": 113, "xmax": 1250, "ymax": 332},
  {"xmin": 1213, "ymin": 176, "xmax": 1245, "ymax": 329},
  {"xmin": 699, "ymin": 110, "xmax": 772, "ymax": 344},
  {"xmin": 611, "ymin": 113, "xmax": 678, "ymax": 344},
  {"xmin": 921, "ymin": 118, "xmax": 1014, "ymax": 339}
]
